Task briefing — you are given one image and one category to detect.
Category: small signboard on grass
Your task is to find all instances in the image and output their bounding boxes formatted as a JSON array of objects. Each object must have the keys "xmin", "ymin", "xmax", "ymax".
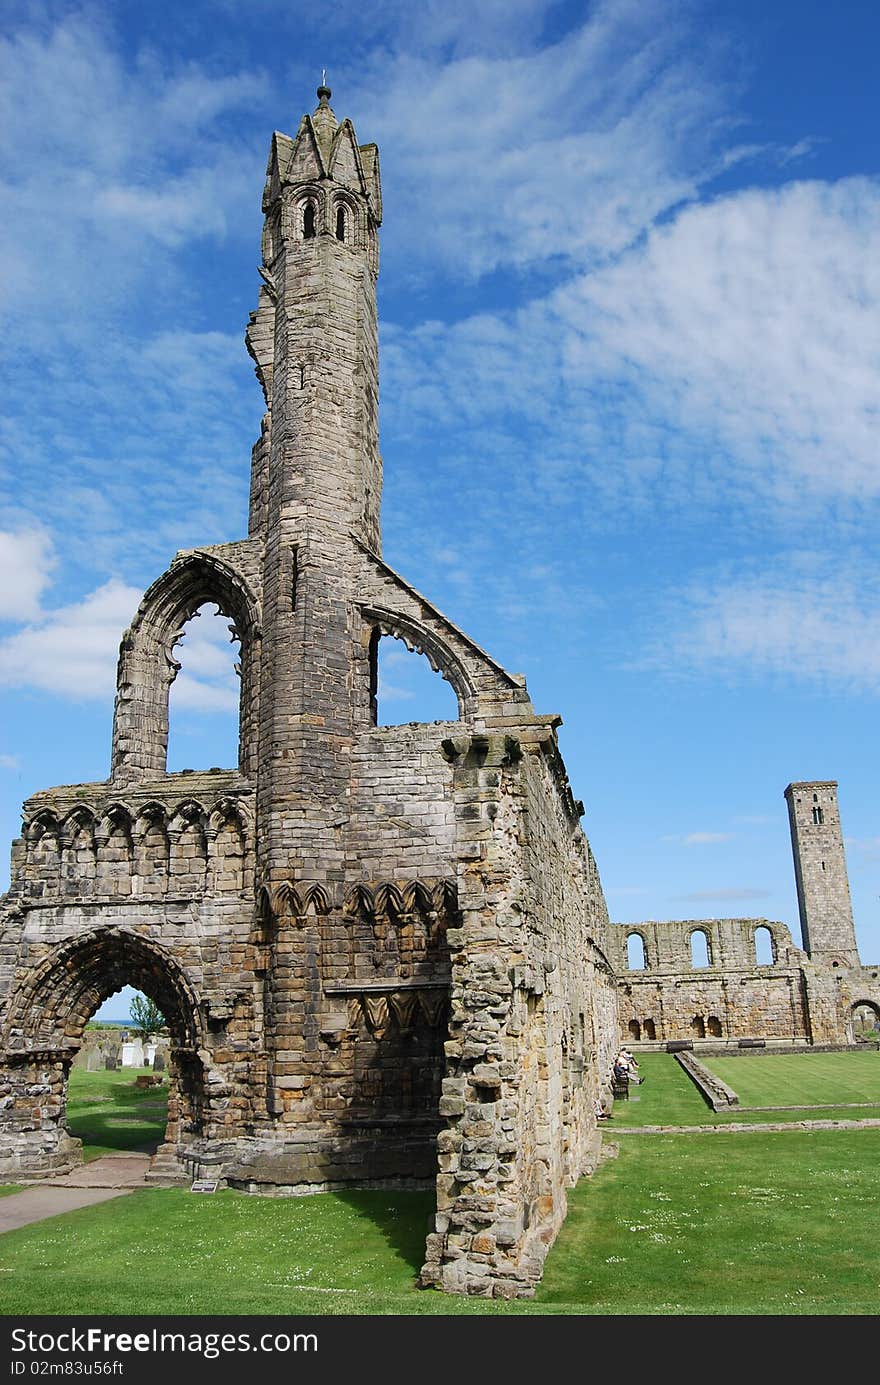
[{"xmin": 190, "ymin": 1179, "xmax": 218, "ymax": 1193}]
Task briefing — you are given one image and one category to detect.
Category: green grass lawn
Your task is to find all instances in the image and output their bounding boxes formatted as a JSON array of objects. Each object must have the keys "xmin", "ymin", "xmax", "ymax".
[
  {"xmin": 0, "ymin": 1130, "xmax": 876, "ymax": 1315},
  {"xmin": 701, "ymin": 1052, "xmax": 880, "ymax": 1108},
  {"xmin": 1, "ymin": 1054, "xmax": 876, "ymax": 1314},
  {"xmin": 66, "ymin": 1068, "xmax": 168, "ymax": 1160},
  {"xmin": 539, "ymin": 1130, "xmax": 880, "ymax": 1314},
  {"xmin": 610, "ymin": 1052, "xmax": 880, "ymax": 1124}
]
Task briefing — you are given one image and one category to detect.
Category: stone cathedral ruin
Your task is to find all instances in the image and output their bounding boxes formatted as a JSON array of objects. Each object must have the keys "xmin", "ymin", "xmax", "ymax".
[{"xmin": 1, "ymin": 90, "xmax": 877, "ymax": 1299}]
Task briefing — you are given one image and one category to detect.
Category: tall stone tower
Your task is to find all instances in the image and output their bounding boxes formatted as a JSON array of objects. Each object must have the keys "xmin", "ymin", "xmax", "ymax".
[
  {"xmin": 785, "ymin": 781, "xmax": 860, "ymax": 967},
  {"xmin": 0, "ymin": 87, "xmax": 618, "ymax": 1298}
]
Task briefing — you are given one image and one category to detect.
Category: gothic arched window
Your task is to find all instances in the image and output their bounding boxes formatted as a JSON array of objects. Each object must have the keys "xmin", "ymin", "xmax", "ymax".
[
  {"xmin": 626, "ymin": 933, "xmax": 647, "ymax": 970},
  {"xmin": 755, "ymin": 926, "xmax": 774, "ymax": 965},
  {"xmin": 690, "ymin": 929, "xmax": 711, "ymax": 968},
  {"xmin": 335, "ymin": 206, "xmax": 346, "ymax": 242},
  {"xmin": 303, "ymin": 202, "xmax": 316, "ymax": 239}
]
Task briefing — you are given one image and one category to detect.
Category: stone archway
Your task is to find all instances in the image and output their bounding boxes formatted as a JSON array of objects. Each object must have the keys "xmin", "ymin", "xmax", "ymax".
[{"xmin": 0, "ymin": 928, "xmax": 205, "ymax": 1178}]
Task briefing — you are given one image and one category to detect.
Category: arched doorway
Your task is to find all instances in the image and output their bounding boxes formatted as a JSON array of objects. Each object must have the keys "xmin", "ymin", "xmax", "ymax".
[{"xmin": 0, "ymin": 929, "xmax": 205, "ymax": 1178}]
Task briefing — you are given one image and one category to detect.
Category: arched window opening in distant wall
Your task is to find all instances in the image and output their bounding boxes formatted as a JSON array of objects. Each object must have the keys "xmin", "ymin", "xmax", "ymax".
[
  {"xmin": 707, "ymin": 1015, "xmax": 722, "ymax": 1038},
  {"xmin": 754, "ymin": 926, "xmax": 774, "ymax": 965},
  {"xmin": 626, "ymin": 933, "xmax": 646, "ymax": 970},
  {"xmin": 691, "ymin": 1015, "xmax": 706, "ymax": 1038},
  {"xmin": 643, "ymin": 1018, "xmax": 656, "ymax": 1040},
  {"xmin": 628, "ymin": 1019, "xmax": 641, "ymax": 1041},
  {"xmin": 690, "ymin": 929, "xmax": 711, "ymax": 968},
  {"xmin": 812, "ymin": 805, "xmax": 824, "ymax": 825}
]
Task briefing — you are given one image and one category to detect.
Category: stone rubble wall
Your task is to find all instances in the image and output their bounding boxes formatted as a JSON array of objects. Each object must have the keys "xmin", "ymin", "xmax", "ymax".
[{"xmin": 420, "ymin": 729, "xmax": 618, "ymax": 1299}]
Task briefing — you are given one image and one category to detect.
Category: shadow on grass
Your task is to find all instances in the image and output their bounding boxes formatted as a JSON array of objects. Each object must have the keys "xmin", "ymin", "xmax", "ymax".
[
  {"xmin": 333, "ymin": 1187, "xmax": 435, "ymax": 1279},
  {"xmin": 66, "ymin": 1075, "xmax": 169, "ymax": 1157}
]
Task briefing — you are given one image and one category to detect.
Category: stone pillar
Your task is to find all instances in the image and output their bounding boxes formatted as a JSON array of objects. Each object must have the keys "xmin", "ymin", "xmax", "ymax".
[{"xmin": 0, "ymin": 1054, "xmax": 82, "ymax": 1178}]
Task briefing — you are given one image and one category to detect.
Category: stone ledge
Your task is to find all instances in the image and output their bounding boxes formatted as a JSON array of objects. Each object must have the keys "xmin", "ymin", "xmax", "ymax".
[{"xmin": 675, "ymin": 1051, "xmax": 739, "ymax": 1110}]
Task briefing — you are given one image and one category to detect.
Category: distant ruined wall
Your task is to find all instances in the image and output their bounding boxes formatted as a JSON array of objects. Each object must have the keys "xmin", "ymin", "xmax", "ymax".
[
  {"xmin": 608, "ymin": 918, "xmax": 811, "ymax": 1043},
  {"xmin": 607, "ymin": 917, "xmax": 880, "ymax": 1046}
]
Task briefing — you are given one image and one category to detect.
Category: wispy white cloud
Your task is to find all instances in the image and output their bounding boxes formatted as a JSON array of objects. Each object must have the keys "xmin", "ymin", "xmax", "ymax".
[
  {"xmin": 384, "ymin": 176, "xmax": 880, "ymax": 517},
  {"xmin": 646, "ymin": 561, "xmax": 880, "ymax": 689},
  {"xmin": 0, "ymin": 583, "xmax": 241, "ymax": 713},
  {"xmin": 661, "ymin": 831, "xmax": 735, "ymax": 846},
  {"xmin": 560, "ymin": 178, "xmax": 880, "ymax": 502},
  {"xmin": 680, "ymin": 888, "xmax": 771, "ymax": 902},
  {"xmin": 0, "ymin": 528, "xmax": 55, "ymax": 621},
  {"xmin": 358, "ymin": 0, "xmax": 746, "ymax": 283},
  {"xmin": 376, "ymin": 680, "xmax": 416, "ymax": 704},
  {"xmin": 169, "ymin": 605, "xmax": 241, "ymax": 714},
  {"xmin": 0, "ymin": 754, "xmax": 21, "ymax": 771},
  {"xmin": 0, "ymin": 12, "xmax": 265, "ymax": 333},
  {"xmin": 1, "ymin": 327, "xmax": 254, "ymax": 580},
  {"xmin": 846, "ymin": 837, "xmax": 880, "ymax": 862},
  {"xmin": 0, "ymin": 579, "xmax": 140, "ymax": 698}
]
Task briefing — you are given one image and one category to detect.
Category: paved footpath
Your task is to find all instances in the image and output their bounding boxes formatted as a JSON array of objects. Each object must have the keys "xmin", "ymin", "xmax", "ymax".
[{"xmin": 0, "ymin": 1154, "xmax": 151, "ymax": 1234}]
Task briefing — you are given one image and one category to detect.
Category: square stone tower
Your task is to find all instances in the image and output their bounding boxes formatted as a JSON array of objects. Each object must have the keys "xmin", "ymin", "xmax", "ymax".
[
  {"xmin": 0, "ymin": 88, "xmax": 618, "ymax": 1298},
  {"xmin": 785, "ymin": 781, "xmax": 860, "ymax": 968}
]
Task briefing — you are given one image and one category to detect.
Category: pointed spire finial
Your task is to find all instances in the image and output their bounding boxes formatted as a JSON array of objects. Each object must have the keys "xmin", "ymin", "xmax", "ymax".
[{"xmin": 317, "ymin": 72, "xmax": 331, "ymax": 106}]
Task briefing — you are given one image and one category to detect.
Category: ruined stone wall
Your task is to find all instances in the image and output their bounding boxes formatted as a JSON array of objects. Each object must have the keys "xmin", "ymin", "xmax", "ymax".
[
  {"xmin": 420, "ymin": 730, "xmax": 617, "ymax": 1299},
  {"xmin": 607, "ymin": 918, "xmax": 811, "ymax": 1043},
  {"xmin": 608, "ymin": 915, "xmax": 880, "ymax": 1046},
  {"xmin": 0, "ymin": 91, "xmax": 620, "ymax": 1303},
  {"xmin": 347, "ymin": 723, "xmax": 458, "ymax": 879}
]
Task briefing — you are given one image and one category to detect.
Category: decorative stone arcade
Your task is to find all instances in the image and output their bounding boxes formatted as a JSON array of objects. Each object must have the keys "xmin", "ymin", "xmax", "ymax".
[{"xmin": 0, "ymin": 89, "xmax": 618, "ymax": 1298}]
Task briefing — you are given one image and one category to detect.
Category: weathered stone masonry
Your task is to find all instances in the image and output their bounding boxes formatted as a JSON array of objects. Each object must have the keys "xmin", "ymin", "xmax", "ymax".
[{"xmin": 0, "ymin": 88, "xmax": 619, "ymax": 1298}]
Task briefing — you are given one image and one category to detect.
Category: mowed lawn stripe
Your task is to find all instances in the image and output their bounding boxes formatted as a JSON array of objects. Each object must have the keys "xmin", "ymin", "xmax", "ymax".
[
  {"xmin": 611, "ymin": 1052, "xmax": 880, "ymax": 1125},
  {"xmin": 66, "ymin": 1068, "xmax": 169, "ymax": 1160},
  {"xmin": 701, "ymin": 1052, "xmax": 880, "ymax": 1108}
]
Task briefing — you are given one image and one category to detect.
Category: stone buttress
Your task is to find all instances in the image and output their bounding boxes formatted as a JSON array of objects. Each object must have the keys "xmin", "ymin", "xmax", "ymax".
[{"xmin": 0, "ymin": 88, "xmax": 618, "ymax": 1297}]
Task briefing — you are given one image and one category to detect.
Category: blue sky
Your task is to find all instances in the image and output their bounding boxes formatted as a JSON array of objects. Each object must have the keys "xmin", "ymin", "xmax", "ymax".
[{"xmin": 1, "ymin": 0, "xmax": 879, "ymax": 1021}]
